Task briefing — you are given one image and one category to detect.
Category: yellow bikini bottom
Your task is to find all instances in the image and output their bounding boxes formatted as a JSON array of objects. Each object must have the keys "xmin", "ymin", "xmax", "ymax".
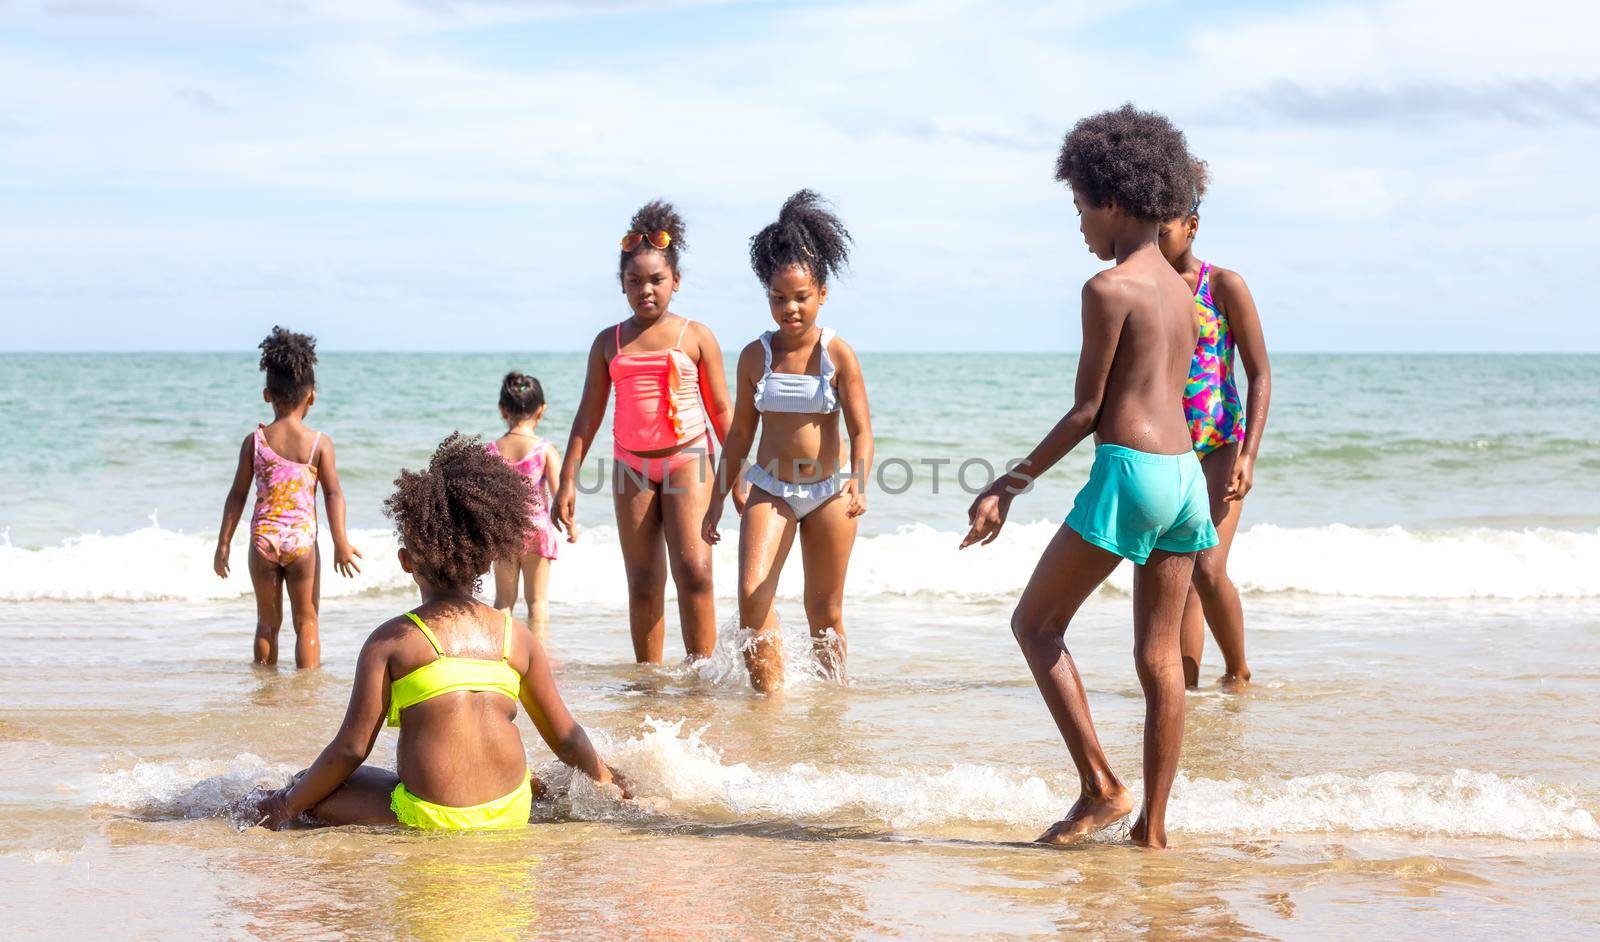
[{"xmin": 390, "ymin": 771, "xmax": 532, "ymax": 831}]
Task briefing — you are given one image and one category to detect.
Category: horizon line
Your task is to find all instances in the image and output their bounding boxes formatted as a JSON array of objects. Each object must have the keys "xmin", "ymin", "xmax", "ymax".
[{"xmin": 2, "ymin": 348, "xmax": 1598, "ymax": 357}]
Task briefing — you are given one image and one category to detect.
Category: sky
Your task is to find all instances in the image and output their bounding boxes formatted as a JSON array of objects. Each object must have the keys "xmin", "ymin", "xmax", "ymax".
[{"xmin": 1, "ymin": 0, "xmax": 1596, "ymax": 352}]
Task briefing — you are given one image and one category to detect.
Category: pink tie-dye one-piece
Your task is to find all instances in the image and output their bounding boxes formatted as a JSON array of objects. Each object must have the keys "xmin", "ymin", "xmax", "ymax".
[{"xmin": 250, "ymin": 425, "xmax": 320, "ymax": 566}]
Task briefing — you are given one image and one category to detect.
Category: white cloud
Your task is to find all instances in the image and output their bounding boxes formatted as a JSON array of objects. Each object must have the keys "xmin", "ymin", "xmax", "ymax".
[{"xmin": 1, "ymin": 0, "xmax": 1596, "ymax": 351}]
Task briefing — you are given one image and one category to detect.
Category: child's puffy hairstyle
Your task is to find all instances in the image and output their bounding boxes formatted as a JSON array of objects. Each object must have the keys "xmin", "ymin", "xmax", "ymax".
[
  {"xmin": 619, "ymin": 199, "xmax": 687, "ymax": 277},
  {"xmin": 1055, "ymin": 105, "xmax": 1204, "ymax": 222},
  {"xmin": 748, "ymin": 190, "xmax": 852, "ymax": 287},
  {"xmin": 258, "ymin": 326, "xmax": 317, "ymax": 407},
  {"xmin": 383, "ymin": 433, "xmax": 535, "ymax": 590},
  {"xmin": 499, "ymin": 371, "xmax": 545, "ymax": 422}
]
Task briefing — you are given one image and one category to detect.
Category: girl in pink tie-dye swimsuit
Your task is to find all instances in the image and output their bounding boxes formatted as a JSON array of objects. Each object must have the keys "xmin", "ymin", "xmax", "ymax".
[
  {"xmin": 250, "ymin": 424, "xmax": 322, "ymax": 564},
  {"xmin": 214, "ymin": 327, "xmax": 363, "ymax": 669},
  {"xmin": 488, "ymin": 371, "xmax": 570, "ymax": 633},
  {"xmin": 1158, "ymin": 170, "xmax": 1273, "ymax": 694}
]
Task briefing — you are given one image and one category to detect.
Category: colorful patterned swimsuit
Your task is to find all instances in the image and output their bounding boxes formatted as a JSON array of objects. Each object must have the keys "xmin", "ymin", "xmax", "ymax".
[
  {"xmin": 1184, "ymin": 262, "xmax": 1246, "ymax": 456},
  {"xmin": 250, "ymin": 424, "xmax": 320, "ymax": 566},
  {"xmin": 488, "ymin": 439, "xmax": 560, "ymax": 560}
]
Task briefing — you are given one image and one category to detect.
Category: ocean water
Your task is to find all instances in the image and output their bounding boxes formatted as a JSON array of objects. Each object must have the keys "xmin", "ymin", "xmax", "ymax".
[{"xmin": 1, "ymin": 352, "xmax": 1598, "ymax": 939}]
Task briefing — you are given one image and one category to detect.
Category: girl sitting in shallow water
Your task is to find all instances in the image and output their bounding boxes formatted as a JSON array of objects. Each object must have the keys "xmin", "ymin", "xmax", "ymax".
[{"xmin": 254, "ymin": 433, "xmax": 626, "ymax": 832}]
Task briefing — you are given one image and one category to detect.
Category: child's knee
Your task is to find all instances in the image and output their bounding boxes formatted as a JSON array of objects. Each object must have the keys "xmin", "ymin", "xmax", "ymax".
[
  {"xmin": 675, "ymin": 561, "xmax": 714, "ymax": 598},
  {"xmin": 738, "ymin": 567, "xmax": 772, "ymax": 601},
  {"xmin": 1133, "ymin": 640, "xmax": 1179, "ymax": 685},
  {"xmin": 625, "ymin": 567, "xmax": 665, "ymax": 603},
  {"xmin": 1010, "ymin": 601, "xmax": 1060, "ymax": 645},
  {"xmin": 1193, "ymin": 554, "xmax": 1230, "ymax": 597}
]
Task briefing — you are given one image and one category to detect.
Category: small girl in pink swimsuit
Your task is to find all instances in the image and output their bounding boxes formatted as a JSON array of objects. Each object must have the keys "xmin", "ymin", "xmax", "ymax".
[
  {"xmin": 214, "ymin": 327, "xmax": 362, "ymax": 669},
  {"xmin": 488, "ymin": 371, "xmax": 571, "ymax": 633}
]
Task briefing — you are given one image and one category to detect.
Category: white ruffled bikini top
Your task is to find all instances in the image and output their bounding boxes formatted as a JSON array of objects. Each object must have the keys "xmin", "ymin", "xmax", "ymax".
[{"xmin": 754, "ymin": 327, "xmax": 840, "ymax": 415}]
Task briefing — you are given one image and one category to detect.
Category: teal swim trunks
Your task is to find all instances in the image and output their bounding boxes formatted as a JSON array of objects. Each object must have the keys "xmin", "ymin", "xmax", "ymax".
[{"xmin": 1065, "ymin": 444, "xmax": 1219, "ymax": 565}]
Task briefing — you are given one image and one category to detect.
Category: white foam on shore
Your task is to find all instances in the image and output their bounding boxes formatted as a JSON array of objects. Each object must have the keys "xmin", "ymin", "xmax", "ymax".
[
  {"xmin": 9, "ymin": 521, "xmax": 1599, "ymax": 602},
  {"xmin": 591, "ymin": 719, "xmax": 1600, "ymax": 840},
  {"xmin": 96, "ymin": 753, "xmax": 297, "ymax": 826},
  {"xmin": 93, "ymin": 730, "xmax": 1600, "ymax": 842}
]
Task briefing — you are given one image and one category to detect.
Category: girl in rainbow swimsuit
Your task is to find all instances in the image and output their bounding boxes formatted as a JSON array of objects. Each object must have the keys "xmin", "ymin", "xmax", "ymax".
[{"xmin": 1158, "ymin": 167, "xmax": 1274, "ymax": 691}]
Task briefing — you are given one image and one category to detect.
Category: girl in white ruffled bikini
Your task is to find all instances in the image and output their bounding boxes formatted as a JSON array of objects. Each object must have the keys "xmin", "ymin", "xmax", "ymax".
[{"xmin": 702, "ymin": 190, "xmax": 874, "ymax": 692}]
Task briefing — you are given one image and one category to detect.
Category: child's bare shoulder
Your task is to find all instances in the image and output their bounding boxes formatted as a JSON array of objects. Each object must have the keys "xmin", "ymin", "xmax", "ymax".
[
  {"xmin": 684, "ymin": 318, "xmax": 722, "ymax": 355},
  {"xmin": 1209, "ymin": 265, "xmax": 1250, "ymax": 295},
  {"xmin": 366, "ymin": 614, "xmax": 417, "ymax": 649},
  {"xmin": 1081, "ymin": 268, "xmax": 1137, "ymax": 314},
  {"xmin": 737, "ymin": 338, "xmax": 766, "ymax": 374},
  {"xmin": 823, "ymin": 332, "xmax": 858, "ymax": 368}
]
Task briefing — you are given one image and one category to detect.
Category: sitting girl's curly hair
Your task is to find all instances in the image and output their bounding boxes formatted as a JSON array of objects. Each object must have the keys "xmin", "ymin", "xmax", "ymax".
[{"xmin": 383, "ymin": 433, "xmax": 535, "ymax": 590}]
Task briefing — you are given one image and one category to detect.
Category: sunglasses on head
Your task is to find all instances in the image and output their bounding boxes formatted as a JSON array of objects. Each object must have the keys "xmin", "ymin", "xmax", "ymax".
[{"xmin": 620, "ymin": 230, "xmax": 672, "ymax": 252}]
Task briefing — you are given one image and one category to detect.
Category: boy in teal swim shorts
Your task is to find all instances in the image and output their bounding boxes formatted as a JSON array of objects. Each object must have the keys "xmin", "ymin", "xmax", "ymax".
[{"xmin": 962, "ymin": 105, "xmax": 1215, "ymax": 849}]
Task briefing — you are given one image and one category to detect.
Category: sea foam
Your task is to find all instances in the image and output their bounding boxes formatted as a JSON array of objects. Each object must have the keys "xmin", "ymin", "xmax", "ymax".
[
  {"xmin": 7, "ymin": 521, "xmax": 1599, "ymax": 603},
  {"xmin": 96, "ymin": 725, "xmax": 1599, "ymax": 842},
  {"xmin": 591, "ymin": 719, "xmax": 1600, "ymax": 840}
]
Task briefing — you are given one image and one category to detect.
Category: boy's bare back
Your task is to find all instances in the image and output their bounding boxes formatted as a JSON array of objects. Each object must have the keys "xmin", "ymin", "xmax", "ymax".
[{"xmin": 1088, "ymin": 245, "xmax": 1199, "ymax": 456}]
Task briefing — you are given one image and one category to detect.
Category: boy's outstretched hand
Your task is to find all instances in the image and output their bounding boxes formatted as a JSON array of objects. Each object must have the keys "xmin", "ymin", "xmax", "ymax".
[{"xmin": 961, "ymin": 488, "xmax": 1011, "ymax": 549}]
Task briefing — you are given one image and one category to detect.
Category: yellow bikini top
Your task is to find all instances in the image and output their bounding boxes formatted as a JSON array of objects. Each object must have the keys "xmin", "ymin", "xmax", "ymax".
[{"xmin": 387, "ymin": 610, "xmax": 522, "ymax": 727}]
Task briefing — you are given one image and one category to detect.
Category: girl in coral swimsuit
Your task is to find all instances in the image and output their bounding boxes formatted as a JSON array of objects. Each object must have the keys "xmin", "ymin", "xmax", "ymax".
[{"xmin": 552, "ymin": 201, "xmax": 734, "ymax": 663}]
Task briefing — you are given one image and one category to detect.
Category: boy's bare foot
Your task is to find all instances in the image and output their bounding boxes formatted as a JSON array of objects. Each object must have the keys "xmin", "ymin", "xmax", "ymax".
[
  {"xmin": 1219, "ymin": 667, "xmax": 1252, "ymax": 692},
  {"xmin": 1129, "ymin": 814, "xmax": 1168, "ymax": 849},
  {"xmin": 1034, "ymin": 787, "xmax": 1134, "ymax": 845}
]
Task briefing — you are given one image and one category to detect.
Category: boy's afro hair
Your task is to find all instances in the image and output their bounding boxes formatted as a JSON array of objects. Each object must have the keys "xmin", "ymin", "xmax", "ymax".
[
  {"xmin": 383, "ymin": 433, "xmax": 536, "ymax": 591},
  {"xmin": 1055, "ymin": 104, "xmax": 1204, "ymax": 222}
]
